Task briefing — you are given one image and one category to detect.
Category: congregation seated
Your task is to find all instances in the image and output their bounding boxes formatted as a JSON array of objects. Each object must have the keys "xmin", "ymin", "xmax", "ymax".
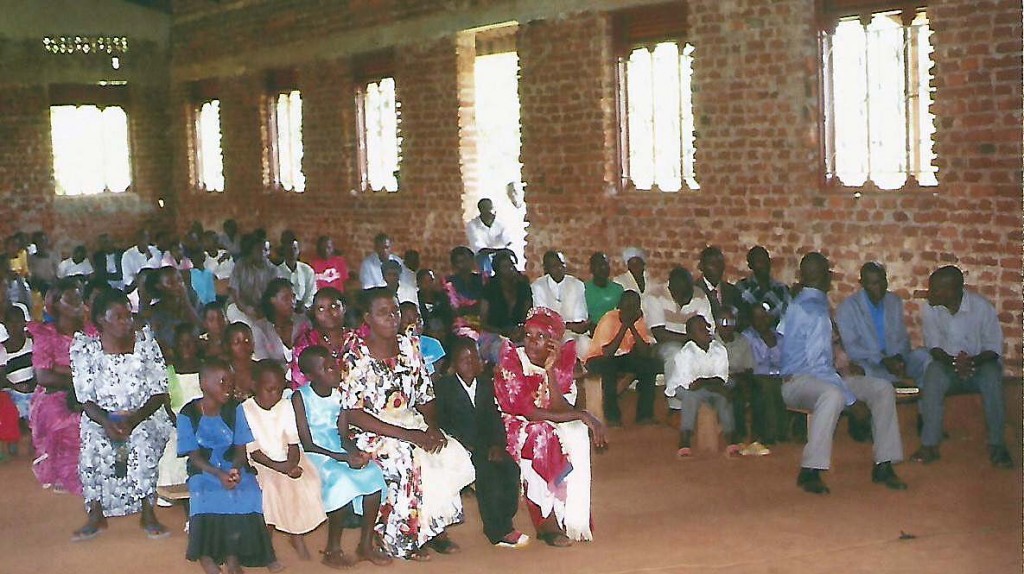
[
  {"xmin": 836, "ymin": 262, "xmax": 930, "ymax": 386},
  {"xmin": 1, "ymin": 215, "xmax": 1017, "ymax": 568},
  {"xmin": 531, "ymin": 250, "xmax": 591, "ymax": 359},
  {"xmin": 911, "ymin": 265, "xmax": 1011, "ymax": 468},
  {"xmin": 781, "ymin": 252, "xmax": 906, "ymax": 494}
]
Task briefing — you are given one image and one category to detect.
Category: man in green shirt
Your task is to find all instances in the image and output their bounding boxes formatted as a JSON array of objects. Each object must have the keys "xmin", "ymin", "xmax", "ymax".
[{"xmin": 584, "ymin": 252, "xmax": 625, "ymax": 326}]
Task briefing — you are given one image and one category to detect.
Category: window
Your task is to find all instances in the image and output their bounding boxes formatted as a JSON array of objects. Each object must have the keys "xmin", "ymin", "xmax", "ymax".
[
  {"xmin": 50, "ymin": 105, "xmax": 131, "ymax": 196},
  {"xmin": 622, "ymin": 41, "xmax": 698, "ymax": 192},
  {"xmin": 358, "ymin": 77, "xmax": 400, "ymax": 192},
  {"xmin": 271, "ymin": 90, "xmax": 304, "ymax": 192},
  {"xmin": 193, "ymin": 99, "xmax": 224, "ymax": 192},
  {"xmin": 821, "ymin": 9, "xmax": 936, "ymax": 190}
]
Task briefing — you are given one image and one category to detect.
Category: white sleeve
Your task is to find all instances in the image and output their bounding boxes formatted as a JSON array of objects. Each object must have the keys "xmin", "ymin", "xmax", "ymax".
[
  {"xmin": 466, "ymin": 219, "xmax": 486, "ymax": 253},
  {"xmin": 646, "ymin": 296, "xmax": 667, "ymax": 328},
  {"xmin": 567, "ymin": 278, "xmax": 588, "ymax": 323},
  {"xmin": 668, "ymin": 345, "xmax": 697, "ymax": 391}
]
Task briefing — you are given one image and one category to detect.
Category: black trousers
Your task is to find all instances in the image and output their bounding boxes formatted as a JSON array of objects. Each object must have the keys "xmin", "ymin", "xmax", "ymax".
[
  {"xmin": 586, "ymin": 353, "xmax": 660, "ymax": 423},
  {"xmin": 471, "ymin": 452, "xmax": 521, "ymax": 544}
]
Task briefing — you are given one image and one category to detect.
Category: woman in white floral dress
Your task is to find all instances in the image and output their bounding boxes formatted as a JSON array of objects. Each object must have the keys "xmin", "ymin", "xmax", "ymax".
[
  {"xmin": 70, "ymin": 289, "xmax": 174, "ymax": 542},
  {"xmin": 340, "ymin": 287, "xmax": 474, "ymax": 560}
]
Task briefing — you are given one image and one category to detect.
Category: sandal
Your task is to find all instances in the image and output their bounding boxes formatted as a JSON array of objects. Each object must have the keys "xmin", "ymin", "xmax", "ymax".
[
  {"xmin": 71, "ymin": 524, "xmax": 103, "ymax": 543},
  {"xmin": 675, "ymin": 447, "xmax": 692, "ymax": 459},
  {"xmin": 321, "ymin": 549, "xmax": 354, "ymax": 569},
  {"xmin": 537, "ymin": 531, "xmax": 573, "ymax": 548},
  {"xmin": 410, "ymin": 548, "xmax": 432, "ymax": 562}
]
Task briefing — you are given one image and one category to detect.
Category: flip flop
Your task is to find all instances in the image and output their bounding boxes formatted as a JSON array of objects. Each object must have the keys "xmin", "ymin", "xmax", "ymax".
[
  {"xmin": 675, "ymin": 447, "xmax": 693, "ymax": 459},
  {"xmin": 71, "ymin": 525, "xmax": 103, "ymax": 543}
]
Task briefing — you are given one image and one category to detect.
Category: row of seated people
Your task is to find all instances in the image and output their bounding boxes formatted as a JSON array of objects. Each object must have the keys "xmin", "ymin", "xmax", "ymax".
[{"xmin": 0, "ymin": 224, "xmax": 1009, "ymax": 570}]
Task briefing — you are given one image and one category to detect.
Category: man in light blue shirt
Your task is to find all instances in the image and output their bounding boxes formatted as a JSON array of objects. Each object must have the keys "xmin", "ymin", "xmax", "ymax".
[
  {"xmin": 781, "ymin": 253, "xmax": 906, "ymax": 494},
  {"xmin": 911, "ymin": 266, "xmax": 1010, "ymax": 468},
  {"xmin": 836, "ymin": 262, "xmax": 931, "ymax": 385}
]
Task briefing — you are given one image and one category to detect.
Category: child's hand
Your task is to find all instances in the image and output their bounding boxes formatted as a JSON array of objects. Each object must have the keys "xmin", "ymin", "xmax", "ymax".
[
  {"xmin": 218, "ymin": 470, "xmax": 236, "ymax": 490},
  {"xmin": 286, "ymin": 466, "xmax": 303, "ymax": 479}
]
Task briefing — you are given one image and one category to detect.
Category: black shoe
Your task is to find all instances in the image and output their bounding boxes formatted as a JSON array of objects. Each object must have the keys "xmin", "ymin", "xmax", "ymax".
[
  {"xmin": 989, "ymin": 445, "xmax": 1013, "ymax": 469},
  {"xmin": 796, "ymin": 468, "xmax": 830, "ymax": 494},
  {"xmin": 871, "ymin": 462, "xmax": 908, "ymax": 490},
  {"xmin": 910, "ymin": 446, "xmax": 940, "ymax": 464}
]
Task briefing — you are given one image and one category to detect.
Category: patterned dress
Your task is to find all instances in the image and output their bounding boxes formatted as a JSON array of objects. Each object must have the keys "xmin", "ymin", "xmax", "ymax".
[
  {"xmin": 339, "ymin": 332, "xmax": 474, "ymax": 559},
  {"xmin": 493, "ymin": 340, "xmax": 593, "ymax": 541},
  {"xmin": 289, "ymin": 324, "xmax": 348, "ymax": 389},
  {"xmin": 444, "ymin": 273, "xmax": 484, "ymax": 338},
  {"xmin": 27, "ymin": 322, "xmax": 82, "ymax": 494},
  {"xmin": 71, "ymin": 327, "xmax": 174, "ymax": 516}
]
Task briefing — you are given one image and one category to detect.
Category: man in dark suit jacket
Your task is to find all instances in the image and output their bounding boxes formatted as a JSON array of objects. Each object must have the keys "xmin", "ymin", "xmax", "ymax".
[
  {"xmin": 697, "ymin": 246, "xmax": 742, "ymax": 326},
  {"xmin": 435, "ymin": 337, "xmax": 529, "ymax": 548}
]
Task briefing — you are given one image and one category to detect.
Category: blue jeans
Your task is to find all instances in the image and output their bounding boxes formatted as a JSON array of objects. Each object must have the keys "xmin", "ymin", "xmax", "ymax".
[{"xmin": 919, "ymin": 360, "xmax": 1005, "ymax": 448}]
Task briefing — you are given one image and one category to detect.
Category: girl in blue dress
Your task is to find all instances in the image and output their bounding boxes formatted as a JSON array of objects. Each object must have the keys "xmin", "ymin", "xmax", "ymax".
[
  {"xmin": 178, "ymin": 358, "xmax": 279, "ymax": 574},
  {"xmin": 294, "ymin": 345, "xmax": 390, "ymax": 569}
]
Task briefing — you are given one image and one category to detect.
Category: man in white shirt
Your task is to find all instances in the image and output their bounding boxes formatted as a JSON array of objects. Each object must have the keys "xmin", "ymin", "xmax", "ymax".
[
  {"xmin": 57, "ymin": 245, "xmax": 95, "ymax": 280},
  {"xmin": 277, "ymin": 239, "xmax": 316, "ymax": 311},
  {"xmin": 121, "ymin": 229, "xmax": 160, "ymax": 291},
  {"xmin": 664, "ymin": 315, "xmax": 739, "ymax": 457},
  {"xmin": 466, "ymin": 198, "xmax": 512, "ymax": 276},
  {"xmin": 613, "ymin": 247, "xmax": 661, "ymax": 318},
  {"xmin": 647, "ymin": 266, "xmax": 714, "ymax": 408},
  {"xmin": 531, "ymin": 251, "xmax": 591, "ymax": 359},
  {"xmin": 359, "ymin": 233, "xmax": 405, "ymax": 289}
]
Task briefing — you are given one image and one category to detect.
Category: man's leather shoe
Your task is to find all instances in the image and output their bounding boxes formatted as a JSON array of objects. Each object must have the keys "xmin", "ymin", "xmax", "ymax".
[
  {"xmin": 909, "ymin": 446, "xmax": 940, "ymax": 464},
  {"xmin": 797, "ymin": 468, "xmax": 830, "ymax": 494},
  {"xmin": 871, "ymin": 461, "xmax": 908, "ymax": 490}
]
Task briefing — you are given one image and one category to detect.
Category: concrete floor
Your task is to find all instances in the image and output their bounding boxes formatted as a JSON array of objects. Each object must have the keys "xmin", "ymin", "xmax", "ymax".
[{"xmin": 0, "ymin": 390, "xmax": 1020, "ymax": 574}]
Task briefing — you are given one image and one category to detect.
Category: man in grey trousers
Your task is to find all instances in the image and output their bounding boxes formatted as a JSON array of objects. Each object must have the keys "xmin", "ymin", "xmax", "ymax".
[{"xmin": 780, "ymin": 252, "xmax": 907, "ymax": 494}]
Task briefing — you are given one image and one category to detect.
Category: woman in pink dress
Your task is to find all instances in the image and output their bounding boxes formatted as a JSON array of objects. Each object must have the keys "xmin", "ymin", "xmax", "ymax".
[
  {"xmin": 493, "ymin": 307, "xmax": 607, "ymax": 547},
  {"xmin": 28, "ymin": 278, "xmax": 86, "ymax": 494},
  {"xmin": 290, "ymin": 288, "xmax": 349, "ymax": 388}
]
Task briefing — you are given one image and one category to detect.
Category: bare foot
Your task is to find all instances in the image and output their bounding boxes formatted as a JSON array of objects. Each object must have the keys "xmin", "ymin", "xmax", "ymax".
[
  {"xmin": 266, "ymin": 561, "xmax": 285, "ymax": 573},
  {"xmin": 225, "ymin": 556, "xmax": 244, "ymax": 574},
  {"xmin": 199, "ymin": 557, "xmax": 222, "ymax": 574},
  {"xmin": 288, "ymin": 535, "xmax": 311, "ymax": 561},
  {"xmin": 321, "ymin": 549, "xmax": 354, "ymax": 570},
  {"xmin": 410, "ymin": 547, "xmax": 431, "ymax": 562},
  {"xmin": 356, "ymin": 543, "xmax": 392, "ymax": 566}
]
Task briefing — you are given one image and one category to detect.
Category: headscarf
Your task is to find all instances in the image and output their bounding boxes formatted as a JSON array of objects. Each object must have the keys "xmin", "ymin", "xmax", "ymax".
[
  {"xmin": 622, "ymin": 247, "xmax": 647, "ymax": 265},
  {"xmin": 524, "ymin": 306, "xmax": 565, "ymax": 340}
]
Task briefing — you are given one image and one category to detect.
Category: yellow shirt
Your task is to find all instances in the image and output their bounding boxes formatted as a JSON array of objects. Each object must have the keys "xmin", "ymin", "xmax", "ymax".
[{"xmin": 585, "ymin": 309, "xmax": 656, "ymax": 362}]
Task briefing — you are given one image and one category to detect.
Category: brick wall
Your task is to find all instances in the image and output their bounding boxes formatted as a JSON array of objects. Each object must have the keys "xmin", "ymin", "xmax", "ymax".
[
  {"xmin": 160, "ymin": 0, "xmax": 1023, "ymax": 372},
  {"xmin": 0, "ymin": 37, "xmax": 172, "ymax": 255}
]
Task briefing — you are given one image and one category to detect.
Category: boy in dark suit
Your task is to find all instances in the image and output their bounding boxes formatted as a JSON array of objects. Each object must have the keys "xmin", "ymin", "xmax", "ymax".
[{"xmin": 435, "ymin": 337, "xmax": 528, "ymax": 548}]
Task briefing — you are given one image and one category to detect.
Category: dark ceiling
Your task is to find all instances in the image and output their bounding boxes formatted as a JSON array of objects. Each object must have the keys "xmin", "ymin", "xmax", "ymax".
[{"xmin": 121, "ymin": 0, "xmax": 174, "ymax": 13}]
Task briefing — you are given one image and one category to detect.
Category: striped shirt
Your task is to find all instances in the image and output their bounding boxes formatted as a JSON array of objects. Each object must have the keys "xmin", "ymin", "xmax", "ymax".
[{"xmin": 5, "ymin": 337, "xmax": 35, "ymax": 388}]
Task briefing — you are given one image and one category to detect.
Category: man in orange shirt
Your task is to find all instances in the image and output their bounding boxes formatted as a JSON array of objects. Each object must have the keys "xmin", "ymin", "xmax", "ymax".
[{"xmin": 584, "ymin": 290, "xmax": 660, "ymax": 427}]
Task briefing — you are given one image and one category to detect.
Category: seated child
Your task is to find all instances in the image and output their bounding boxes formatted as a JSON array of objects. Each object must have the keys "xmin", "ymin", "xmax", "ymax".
[
  {"xmin": 665, "ymin": 315, "xmax": 739, "ymax": 458},
  {"xmin": 399, "ymin": 302, "xmax": 446, "ymax": 377},
  {"xmin": 198, "ymin": 302, "xmax": 228, "ymax": 360},
  {"xmin": 2, "ymin": 306, "xmax": 35, "ymax": 453},
  {"xmin": 158, "ymin": 325, "xmax": 203, "ymax": 508},
  {"xmin": 241, "ymin": 360, "xmax": 326, "ymax": 562},
  {"xmin": 178, "ymin": 358, "xmax": 279, "ymax": 574},
  {"xmin": 435, "ymin": 338, "xmax": 527, "ymax": 548},
  {"xmin": 0, "ymin": 324, "xmax": 18, "ymax": 459},
  {"xmin": 293, "ymin": 346, "xmax": 391, "ymax": 568}
]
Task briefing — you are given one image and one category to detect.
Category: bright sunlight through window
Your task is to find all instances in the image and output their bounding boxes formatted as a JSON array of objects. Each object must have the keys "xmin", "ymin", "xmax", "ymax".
[
  {"xmin": 825, "ymin": 10, "xmax": 936, "ymax": 189},
  {"xmin": 195, "ymin": 100, "xmax": 224, "ymax": 192},
  {"xmin": 273, "ymin": 90, "xmax": 305, "ymax": 192},
  {"xmin": 362, "ymin": 77, "xmax": 400, "ymax": 192},
  {"xmin": 625, "ymin": 41, "xmax": 698, "ymax": 192},
  {"xmin": 50, "ymin": 105, "xmax": 131, "ymax": 196}
]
